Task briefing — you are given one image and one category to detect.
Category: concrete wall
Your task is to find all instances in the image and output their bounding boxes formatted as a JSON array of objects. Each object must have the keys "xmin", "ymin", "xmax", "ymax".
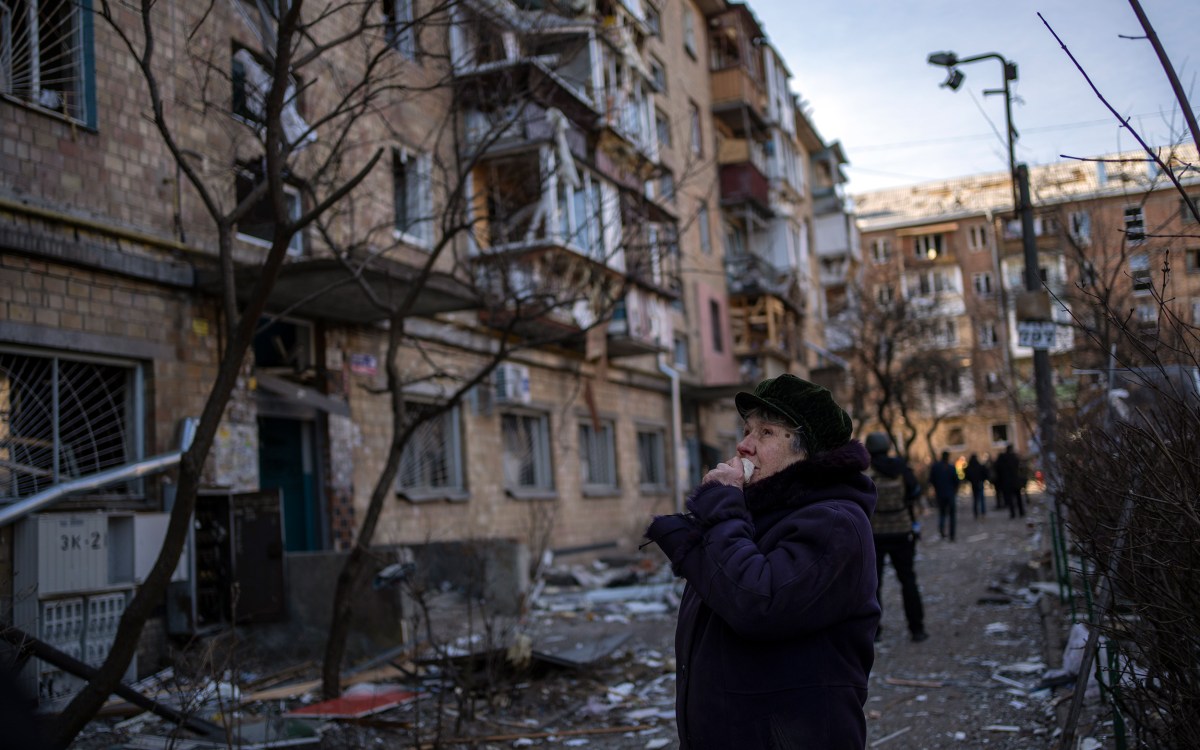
[{"xmin": 251, "ymin": 539, "xmax": 527, "ymax": 665}]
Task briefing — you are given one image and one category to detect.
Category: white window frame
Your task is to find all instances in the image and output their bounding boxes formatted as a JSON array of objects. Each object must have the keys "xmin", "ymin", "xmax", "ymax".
[
  {"xmin": 905, "ymin": 269, "xmax": 958, "ymax": 299},
  {"xmin": 396, "ymin": 403, "xmax": 466, "ymax": 502},
  {"xmin": 1124, "ymin": 205, "xmax": 1146, "ymax": 246},
  {"xmin": 579, "ymin": 418, "xmax": 618, "ymax": 494},
  {"xmin": 689, "ymin": 100, "xmax": 703, "ymax": 157},
  {"xmin": 870, "ymin": 238, "xmax": 890, "ymax": 264},
  {"xmin": 1, "ymin": 0, "xmax": 93, "ymax": 125},
  {"xmin": 235, "ymin": 164, "xmax": 304, "ymax": 256},
  {"xmin": 991, "ymin": 423, "xmax": 1010, "ymax": 445},
  {"xmin": 967, "ymin": 225, "xmax": 987, "ymax": 251},
  {"xmin": 393, "ymin": 146, "xmax": 433, "ymax": 248},
  {"xmin": 682, "ymin": 6, "xmax": 696, "ymax": 57},
  {"xmin": 913, "ymin": 233, "xmax": 944, "ymax": 260},
  {"xmin": 972, "ymin": 272, "xmax": 993, "ymax": 297},
  {"xmin": 1069, "ymin": 210, "xmax": 1092, "ymax": 244},
  {"xmin": 502, "ymin": 411, "xmax": 555, "ymax": 495},
  {"xmin": 556, "ymin": 169, "xmax": 604, "ymax": 259},
  {"xmin": 978, "ymin": 322, "xmax": 998, "ymax": 349},
  {"xmin": 697, "ymin": 203, "xmax": 712, "ymax": 254},
  {"xmin": 383, "ymin": 0, "xmax": 417, "ymax": 60},
  {"xmin": 1130, "ymin": 253, "xmax": 1152, "ymax": 295}
]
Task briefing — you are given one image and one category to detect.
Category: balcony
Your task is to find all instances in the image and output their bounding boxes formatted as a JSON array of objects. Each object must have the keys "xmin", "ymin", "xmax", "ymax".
[
  {"xmin": 607, "ymin": 288, "xmax": 672, "ymax": 358},
  {"xmin": 720, "ymin": 162, "xmax": 771, "ymax": 216},
  {"xmin": 463, "ymin": 104, "xmax": 588, "ymax": 163},
  {"xmin": 725, "ymin": 251, "xmax": 792, "ymax": 299},
  {"xmin": 729, "ymin": 295, "xmax": 799, "ymax": 362},
  {"xmin": 710, "ymin": 68, "xmax": 768, "ymax": 136}
]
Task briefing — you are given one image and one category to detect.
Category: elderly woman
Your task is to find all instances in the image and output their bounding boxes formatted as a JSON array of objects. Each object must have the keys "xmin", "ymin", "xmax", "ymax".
[{"xmin": 645, "ymin": 374, "xmax": 879, "ymax": 749}]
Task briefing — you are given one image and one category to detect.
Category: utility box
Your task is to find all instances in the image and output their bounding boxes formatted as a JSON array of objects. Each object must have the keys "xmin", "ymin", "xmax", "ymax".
[
  {"xmin": 167, "ymin": 489, "xmax": 286, "ymax": 636},
  {"xmin": 11, "ymin": 512, "xmax": 174, "ymax": 708}
]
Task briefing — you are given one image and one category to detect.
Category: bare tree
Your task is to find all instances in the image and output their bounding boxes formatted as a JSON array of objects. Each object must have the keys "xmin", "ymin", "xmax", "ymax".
[{"xmin": 834, "ymin": 286, "xmax": 973, "ymax": 463}]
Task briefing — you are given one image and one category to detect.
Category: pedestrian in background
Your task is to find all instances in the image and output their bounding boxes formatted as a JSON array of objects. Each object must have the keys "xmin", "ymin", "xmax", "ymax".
[
  {"xmin": 928, "ymin": 450, "xmax": 960, "ymax": 541},
  {"xmin": 964, "ymin": 453, "xmax": 989, "ymax": 519},
  {"xmin": 993, "ymin": 444, "xmax": 1025, "ymax": 518},
  {"xmin": 645, "ymin": 375, "xmax": 879, "ymax": 749},
  {"xmin": 865, "ymin": 432, "xmax": 929, "ymax": 643}
]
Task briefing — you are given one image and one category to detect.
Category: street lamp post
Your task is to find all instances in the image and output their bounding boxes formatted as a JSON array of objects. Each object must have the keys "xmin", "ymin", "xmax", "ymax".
[{"xmin": 927, "ymin": 50, "xmax": 1058, "ymax": 488}]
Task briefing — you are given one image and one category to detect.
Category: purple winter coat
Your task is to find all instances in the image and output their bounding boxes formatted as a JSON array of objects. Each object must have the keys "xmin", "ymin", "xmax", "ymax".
[{"xmin": 645, "ymin": 441, "xmax": 879, "ymax": 749}]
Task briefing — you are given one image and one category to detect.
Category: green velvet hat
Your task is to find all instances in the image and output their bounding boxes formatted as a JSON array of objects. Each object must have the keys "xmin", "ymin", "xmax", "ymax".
[{"xmin": 735, "ymin": 374, "xmax": 852, "ymax": 454}]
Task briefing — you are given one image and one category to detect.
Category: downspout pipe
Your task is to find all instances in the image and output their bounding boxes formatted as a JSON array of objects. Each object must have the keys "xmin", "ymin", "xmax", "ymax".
[
  {"xmin": 0, "ymin": 418, "xmax": 198, "ymax": 527},
  {"xmin": 657, "ymin": 354, "xmax": 686, "ymax": 515}
]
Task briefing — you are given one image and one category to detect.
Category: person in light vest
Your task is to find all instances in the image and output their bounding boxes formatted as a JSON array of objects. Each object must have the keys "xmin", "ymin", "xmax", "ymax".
[{"xmin": 865, "ymin": 432, "xmax": 929, "ymax": 643}]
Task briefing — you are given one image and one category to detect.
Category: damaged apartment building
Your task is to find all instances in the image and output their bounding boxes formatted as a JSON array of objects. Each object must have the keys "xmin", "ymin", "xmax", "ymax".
[{"xmin": 0, "ymin": 0, "xmax": 854, "ymax": 706}]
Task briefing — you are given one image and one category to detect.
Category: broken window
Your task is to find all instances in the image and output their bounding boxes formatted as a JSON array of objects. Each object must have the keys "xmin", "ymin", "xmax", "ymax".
[
  {"xmin": 502, "ymin": 412, "xmax": 554, "ymax": 493},
  {"xmin": 0, "ymin": 0, "xmax": 94, "ymax": 125},
  {"xmin": 231, "ymin": 47, "xmax": 315, "ymax": 147},
  {"xmin": 235, "ymin": 161, "xmax": 304, "ymax": 255}
]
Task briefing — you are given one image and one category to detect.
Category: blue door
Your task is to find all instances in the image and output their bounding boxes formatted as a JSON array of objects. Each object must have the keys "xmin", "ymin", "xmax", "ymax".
[{"xmin": 258, "ymin": 417, "xmax": 322, "ymax": 551}]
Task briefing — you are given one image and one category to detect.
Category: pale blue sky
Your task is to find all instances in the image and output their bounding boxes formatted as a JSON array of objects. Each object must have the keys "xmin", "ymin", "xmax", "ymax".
[{"xmin": 747, "ymin": 0, "xmax": 1200, "ymax": 194}]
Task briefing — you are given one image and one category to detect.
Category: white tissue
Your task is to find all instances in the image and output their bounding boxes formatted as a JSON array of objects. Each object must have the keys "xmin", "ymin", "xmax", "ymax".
[{"xmin": 741, "ymin": 458, "xmax": 754, "ymax": 482}]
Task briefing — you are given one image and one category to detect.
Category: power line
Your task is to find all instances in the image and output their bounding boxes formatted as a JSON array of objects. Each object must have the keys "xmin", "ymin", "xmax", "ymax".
[{"xmin": 849, "ymin": 111, "xmax": 1194, "ymax": 153}]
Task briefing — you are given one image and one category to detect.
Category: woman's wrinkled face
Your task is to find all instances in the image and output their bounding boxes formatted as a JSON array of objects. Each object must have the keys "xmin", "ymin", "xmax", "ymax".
[{"xmin": 736, "ymin": 415, "xmax": 806, "ymax": 483}]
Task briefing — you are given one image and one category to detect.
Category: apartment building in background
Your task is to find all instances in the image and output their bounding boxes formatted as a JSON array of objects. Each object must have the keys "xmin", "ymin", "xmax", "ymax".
[
  {"xmin": 0, "ymin": 0, "xmax": 852, "ymax": 702},
  {"xmin": 849, "ymin": 144, "xmax": 1200, "ymax": 465}
]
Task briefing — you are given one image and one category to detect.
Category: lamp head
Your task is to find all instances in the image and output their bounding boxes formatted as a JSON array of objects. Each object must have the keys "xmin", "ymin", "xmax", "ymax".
[
  {"xmin": 940, "ymin": 68, "xmax": 965, "ymax": 91},
  {"xmin": 927, "ymin": 51, "xmax": 958, "ymax": 67}
]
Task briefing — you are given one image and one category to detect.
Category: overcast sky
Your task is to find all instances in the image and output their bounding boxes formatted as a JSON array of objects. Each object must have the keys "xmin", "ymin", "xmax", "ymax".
[{"xmin": 747, "ymin": 0, "xmax": 1200, "ymax": 195}]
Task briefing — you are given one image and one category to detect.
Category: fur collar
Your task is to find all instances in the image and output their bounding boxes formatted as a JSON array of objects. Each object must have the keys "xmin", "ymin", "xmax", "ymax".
[{"xmin": 743, "ymin": 440, "xmax": 870, "ymax": 514}]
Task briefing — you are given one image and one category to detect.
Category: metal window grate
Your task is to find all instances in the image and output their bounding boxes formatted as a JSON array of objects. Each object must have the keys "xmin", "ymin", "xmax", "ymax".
[
  {"xmin": 0, "ymin": 351, "xmax": 137, "ymax": 499},
  {"xmin": 1, "ymin": 0, "xmax": 88, "ymax": 121}
]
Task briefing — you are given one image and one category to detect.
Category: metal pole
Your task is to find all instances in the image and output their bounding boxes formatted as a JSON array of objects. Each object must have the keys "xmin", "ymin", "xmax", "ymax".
[{"xmin": 1017, "ymin": 164, "xmax": 1057, "ymax": 487}]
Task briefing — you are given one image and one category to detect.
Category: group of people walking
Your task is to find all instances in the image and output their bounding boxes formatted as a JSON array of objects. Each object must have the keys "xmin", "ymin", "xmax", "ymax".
[{"xmin": 932, "ymin": 444, "xmax": 1028, "ymax": 536}]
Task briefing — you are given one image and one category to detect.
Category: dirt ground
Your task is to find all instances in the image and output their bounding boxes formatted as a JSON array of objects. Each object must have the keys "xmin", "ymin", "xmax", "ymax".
[{"xmin": 70, "ymin": 489, "xmax": 1114, "ymax": 750}]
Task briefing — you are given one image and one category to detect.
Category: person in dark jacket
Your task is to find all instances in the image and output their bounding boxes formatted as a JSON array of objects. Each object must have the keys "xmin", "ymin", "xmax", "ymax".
[
  {"xmin": 645, "ymin": 375, "xmax": 878, "ymax": 750},
  {"xmin": 865, "ymin": 432, "xmax": 928, "ymax": 644},
  {"xmin": 964, "ymin": 454, "xmax": 989, "ymax": 519},
  {"xmin": 992, "ymin": 444, "xmax": 1024, "ymax": 518},
  {"xmin": 927, "ymin": 450, "xmax": 961, "ymax": 541}
]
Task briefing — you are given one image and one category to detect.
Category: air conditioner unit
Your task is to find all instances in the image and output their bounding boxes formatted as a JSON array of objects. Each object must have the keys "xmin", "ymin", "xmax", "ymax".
[{"xmin": 494, "ymin": 363, "xmax": 531, "ymax": 404}]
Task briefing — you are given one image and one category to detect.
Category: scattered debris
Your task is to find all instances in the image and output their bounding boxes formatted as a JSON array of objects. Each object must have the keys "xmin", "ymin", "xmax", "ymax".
[
  {"xmin": 884, "ymin": 676, "xmax": 947, "ymax": 688},
  {"xmin": 283, "ymin": 685, "xmax": 419, "ymax": 719},
  {"xmin": 869, "ymin": 725, "xmax": 912, "ymax": 746}
]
